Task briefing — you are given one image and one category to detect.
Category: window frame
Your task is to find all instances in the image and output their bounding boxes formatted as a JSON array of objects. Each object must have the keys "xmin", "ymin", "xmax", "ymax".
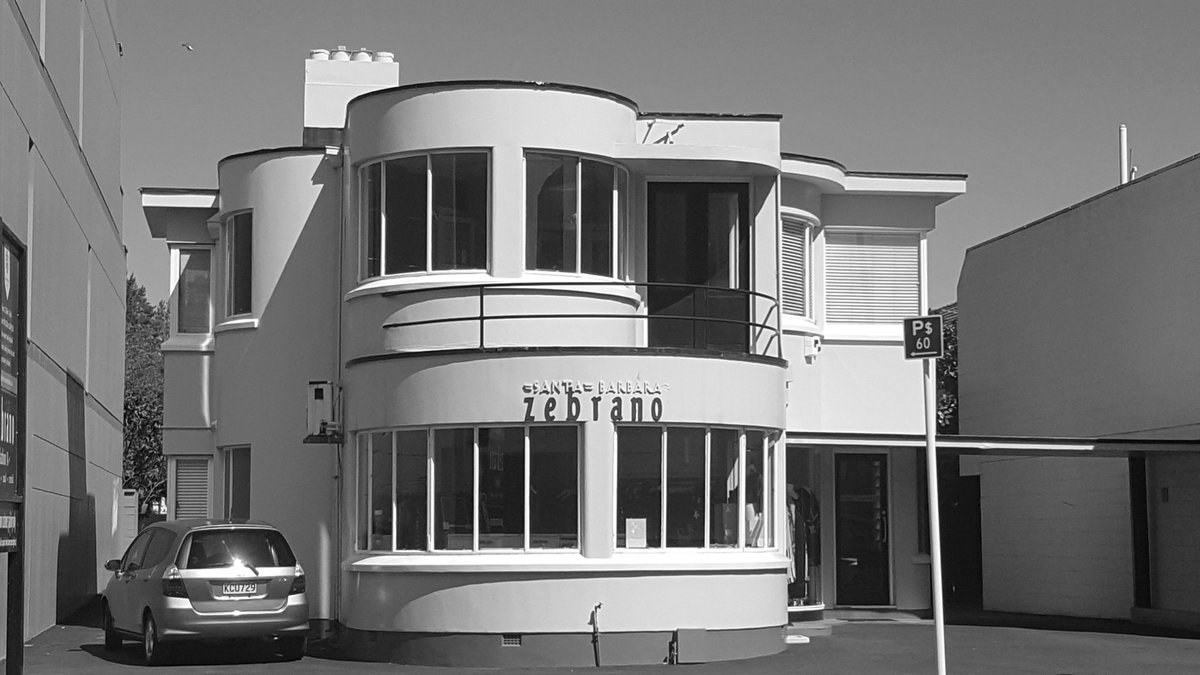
[
  {"xmin": 524, "ymin": 151, "xmax": 628, "ymax": 278},
  {"xmin": 359, "ymin": 149, "xmax": 492, "ymax": 280},
  {"xmin": 222, "ymin": 445, "xmax": 251, "ymax": 519},
  {"xmin": 357, "ymin": 424, "xmax": 581, "ymax": 553},
  {"xmin": 614, "ymin": 424, "xmax": 776, "ymax": 551},
  {"xmin": 171, "ymin": 245, "xmax": 213, "ymax": 335},
  {"xmin": 823, "ymin": 228, "xmax": 922, "ymax": 324},
  {"xmin": 780, "ymin": 217, "xmax": 811, "ymax": 318},
  {"xmin": 120, "ymin": 529, "xmax": 156, "ymax": 572},
  {"xmin": 225, "ymin": 210, "xmax": 253, "ymax": 318}
]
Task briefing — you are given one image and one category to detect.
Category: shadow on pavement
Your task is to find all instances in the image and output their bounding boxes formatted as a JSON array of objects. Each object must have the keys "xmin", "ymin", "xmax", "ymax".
[
  {"xmin": 65, "ymin": 595, "xmax": 309, "ymax": 667},
  {"xmin": 80, "ymin": 638, "xmax": 304, "ymax": 667},
  {"xmin": 946, "ymin": 606, "xmax": 1200, "ymax": 640}
]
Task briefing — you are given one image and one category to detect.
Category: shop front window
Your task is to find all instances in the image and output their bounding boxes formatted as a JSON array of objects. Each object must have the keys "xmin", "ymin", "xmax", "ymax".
[
  {"xmin": 616, "ymin": 426, "xmax": 776, "ymax": 550},
  {"xmin": 357, "ymin": 426, "xmax": 578, "ymax": 552}
]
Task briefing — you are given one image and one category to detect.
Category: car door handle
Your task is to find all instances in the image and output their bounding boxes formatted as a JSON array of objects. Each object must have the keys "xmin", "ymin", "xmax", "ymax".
[{"xmin": 840, "ymin": 557, "xmax": 858, "ymax": 566}]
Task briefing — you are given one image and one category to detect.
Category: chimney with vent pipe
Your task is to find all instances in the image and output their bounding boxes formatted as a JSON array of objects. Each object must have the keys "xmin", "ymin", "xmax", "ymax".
[{"xmin": 303, "ymin": 46, "xmax": 401, "ymax": 147}]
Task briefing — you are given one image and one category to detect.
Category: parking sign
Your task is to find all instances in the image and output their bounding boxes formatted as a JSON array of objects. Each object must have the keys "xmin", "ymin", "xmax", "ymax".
[{"xmin": 903, "ymin": 315, "xmax": 943, "ymax": 359}]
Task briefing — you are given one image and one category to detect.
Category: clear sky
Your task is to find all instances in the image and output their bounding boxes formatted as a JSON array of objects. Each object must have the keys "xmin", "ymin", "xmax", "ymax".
[{"xmin": 120, "ymin": 0, "xmax": 1200, "ymax": 307}]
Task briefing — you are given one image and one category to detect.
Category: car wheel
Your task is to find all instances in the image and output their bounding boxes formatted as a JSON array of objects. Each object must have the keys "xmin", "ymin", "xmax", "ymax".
[
  {"xmin": 142, "ymin": 612, "xmax": 168, "ymax": 665},
  {"xmin": 102, "ymin": 602, "xmax": 121, "ymax": 651},
  {"xmin": 280, "ymin": 636, "xmax": 306, "ymax": 661}
]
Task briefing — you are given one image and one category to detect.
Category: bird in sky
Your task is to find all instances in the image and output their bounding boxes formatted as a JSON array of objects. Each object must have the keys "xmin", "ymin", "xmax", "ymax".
[{"xmin": 181, "ymin": 43, "xmax": 194, "ymax": 51}]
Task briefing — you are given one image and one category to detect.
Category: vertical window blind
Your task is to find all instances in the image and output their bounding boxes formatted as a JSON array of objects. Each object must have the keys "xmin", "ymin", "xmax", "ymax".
[{"xmin": 781, "ymin": 220, "xmax": 808, "ymax": 316}]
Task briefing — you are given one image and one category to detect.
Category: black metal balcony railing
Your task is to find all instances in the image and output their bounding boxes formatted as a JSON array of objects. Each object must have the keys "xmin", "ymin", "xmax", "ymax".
[{"xmin": 379, "ymin": 280, "xmax": 782, "ymax": 358}]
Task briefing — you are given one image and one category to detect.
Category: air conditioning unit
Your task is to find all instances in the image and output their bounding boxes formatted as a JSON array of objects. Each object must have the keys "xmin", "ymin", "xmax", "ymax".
[{"xmin": 306, "ymin": 381, "xmax": 337, "ymax": 438}]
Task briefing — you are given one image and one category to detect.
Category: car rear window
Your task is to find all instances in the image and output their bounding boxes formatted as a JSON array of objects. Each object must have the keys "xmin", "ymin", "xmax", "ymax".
[{"xmin": 182, "ymin": 529, "xmax": 297, "ymax": 569}]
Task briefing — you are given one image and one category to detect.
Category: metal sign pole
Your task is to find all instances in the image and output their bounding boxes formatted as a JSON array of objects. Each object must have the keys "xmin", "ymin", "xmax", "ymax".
[
  {"xmin": 904, "ymin": 314, "xmax": 947, "ymax": 674},
  {"xmin": 924, "ymin": 357, "xmax": 947, "ymax": 675},
  {"xmin": 5, "ymin": 506, "xmax": 22, "ymax": 675}
]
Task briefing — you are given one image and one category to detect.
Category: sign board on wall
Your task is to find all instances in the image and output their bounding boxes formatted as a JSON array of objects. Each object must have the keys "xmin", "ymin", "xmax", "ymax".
[{"xmin": 0, "ymin": 231, "xmax": 23, "ymax": 553}]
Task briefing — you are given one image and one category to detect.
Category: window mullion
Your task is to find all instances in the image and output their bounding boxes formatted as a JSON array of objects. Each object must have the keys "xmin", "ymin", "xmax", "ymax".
[
  {"xmin": 472, "ymin": 428, "xmax": 480, "ymax": 551},
  {"xmin": 703, "ymin": 429, "xmax": 711, "ymax": 549},
  {"xmin": 523, "ymin": 426, "xmax": 531, "ymax": 551},
  {"xmin": 611, "ymin": 169, "xmax": 619, "ymax": 278},
  {"xmin": 805, "ymin": 225, "xmax": 812, "ymax": 317},
  {"xmin": 425, "ymin": 430, "xmax": 434, "ymax": 552},
  {"xmin": 365, "ymin": 435, "xmax": 375, "ymax": 550},
  {"xmin": 612, "ymin": 428, "xmax": 618, "ymax": 548},
  {"xmin": 729, "ymin": 202, "xmax": 739, "ymax": 288},
  {"xmin": 575, "ymin": 160, "xmax": 583, "ymax": 274},
  {"xmin": 379, "ymin": 164, "xmax": 387, "ymax": 276},
  {"xmin": 390, "ymin": 433, "xmax": 398, "ymax": 552},
  {"xmin": 659, "ymin": 427, "xmax": 667, "ymax": 550},
  {"xmin": 738, "ymin": 430, "xmax": 746, "ymax": 549},
  {"xmin": 426, "ymin": 155, "xmax": 434, "ymax": 272}
]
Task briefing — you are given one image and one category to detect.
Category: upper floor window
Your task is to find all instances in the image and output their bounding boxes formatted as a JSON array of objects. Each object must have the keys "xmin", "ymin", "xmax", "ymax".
[
  {"xmin": 825, "ymin": 231, "xmax": 919, "ymax": 322},
  {"xmin": 526, "ymin": 153, "xmax": 627, "ymax": 277},
  {"xmin": 226, "ymin": 212, "xmax": 252, "ymax": 316},
  {"xmin": 781, "ymin": 219, "xmax": 809, "ymax": 317},
  {"xmin": 174, "ymin": 248, "xmax": 211, "ymax": 333},
  {"xmin": 361, "ymin": 152, "xmax": 489, "ymax": 278}
]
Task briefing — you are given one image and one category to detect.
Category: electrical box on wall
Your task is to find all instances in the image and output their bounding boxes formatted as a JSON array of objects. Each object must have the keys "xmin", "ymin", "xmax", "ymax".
[
  {"xmin": 802, "ymin": 336, "xmax": 822, "ymax": 359},
  {"xmin": 304, "ymin": 381, "xmax": 342, "ymax": 443}
]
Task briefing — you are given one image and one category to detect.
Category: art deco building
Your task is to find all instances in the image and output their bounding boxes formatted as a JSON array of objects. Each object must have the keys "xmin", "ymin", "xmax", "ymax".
[{"xmin": 144, "ymin": 47, "xmax": 964, "ymax": 666}]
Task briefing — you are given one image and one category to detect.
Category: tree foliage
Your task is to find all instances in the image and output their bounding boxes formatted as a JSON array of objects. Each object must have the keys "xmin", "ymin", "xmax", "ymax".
[
  {"xmin": 124, "ymin": 276, "xmax": 169, "ymax": 511},
  {"xmin": 934, "ymin": 303, "xmax": 958, "ymax": 434}
]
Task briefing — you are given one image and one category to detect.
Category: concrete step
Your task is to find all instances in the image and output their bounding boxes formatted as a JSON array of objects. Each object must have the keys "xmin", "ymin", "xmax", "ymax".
[
  {"xmin": 787, "ymin": 618, "xmax": 844, "ymax": 639},
  {"xmin": 825, "ymin": 609, "xmax": 929, "ymax": 623}
]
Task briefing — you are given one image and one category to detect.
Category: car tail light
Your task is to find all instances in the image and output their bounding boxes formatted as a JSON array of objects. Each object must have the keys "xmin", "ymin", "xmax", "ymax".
[
  {"xmin": 162, "ymin": 565, "xmax": 188, "ymax": 598},
  {"xmin": 289, "ymin": 563, "xmax": 306, "ymax": 595}
]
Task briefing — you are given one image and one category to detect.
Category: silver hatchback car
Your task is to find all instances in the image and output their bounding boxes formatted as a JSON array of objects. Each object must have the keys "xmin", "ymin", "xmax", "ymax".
[{"xmin": 101, "ymin": 519, "xmax": 309, "ymax": 664}]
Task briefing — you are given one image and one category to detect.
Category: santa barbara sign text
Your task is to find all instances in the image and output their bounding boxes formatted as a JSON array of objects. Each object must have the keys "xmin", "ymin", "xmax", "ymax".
[{"xmin": 522, "ymin": 379, "xmax": 669, "ymax": 423}]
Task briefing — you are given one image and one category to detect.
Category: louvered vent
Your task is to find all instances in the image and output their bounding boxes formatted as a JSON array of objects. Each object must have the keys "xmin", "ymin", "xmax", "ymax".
[
  {"xmin": 174, "ymin": 458, "xmax": 211, "ymax": 519},
  {"xmin": 501, "ymin": 634, "xmax": 523, "ymax": 647},
  {"xmin": 825, "ymin": 232, "xmax": 919, "ymax": 322},
  {"xmin": 781, "ymin": 220, "xmax": 808, "ymax": 315}
]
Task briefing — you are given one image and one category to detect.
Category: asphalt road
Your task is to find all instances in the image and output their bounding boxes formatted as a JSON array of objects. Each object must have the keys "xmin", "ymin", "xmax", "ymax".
[{"xmin": 15, "ymin": 618, "xmax": 1200, "ymax": 675}]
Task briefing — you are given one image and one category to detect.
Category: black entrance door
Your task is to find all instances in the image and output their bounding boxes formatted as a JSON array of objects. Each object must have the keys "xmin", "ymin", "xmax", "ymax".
[{"xmin": 835, "ymin": 454, "xmax": 891, "ymax": 605}]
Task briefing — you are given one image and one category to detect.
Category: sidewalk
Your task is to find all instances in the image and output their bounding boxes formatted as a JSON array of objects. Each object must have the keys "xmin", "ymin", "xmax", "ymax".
[{"xmin": 12, "ymin": 608, "xmax": 1200, "ymax": 674}]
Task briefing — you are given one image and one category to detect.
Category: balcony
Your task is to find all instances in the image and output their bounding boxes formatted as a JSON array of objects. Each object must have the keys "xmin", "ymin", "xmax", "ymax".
[{"xmin": 371, "ymin": 280, "xmax": 782, "ymax": 359}]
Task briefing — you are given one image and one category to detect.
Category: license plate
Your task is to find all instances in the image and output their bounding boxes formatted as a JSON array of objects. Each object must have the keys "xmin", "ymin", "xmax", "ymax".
[{"xmin": 222, "ymin": 582, "xmax": 257, "ymax": 595}]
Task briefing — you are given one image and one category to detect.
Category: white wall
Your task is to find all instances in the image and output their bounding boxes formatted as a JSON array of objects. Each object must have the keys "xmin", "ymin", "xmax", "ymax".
[
  {"xmin": 1148, "ymin": 453, "xmax": 1200, "ymax": 612},
  {"xmin": 979, "ymin": 457, "xmax": 1132, "ymax": 619},
  {"xmin": 211, "ymin": 151, "xmax": 342, "ymax": 620},
  {"xmin": 959, "ymin": 158, "xmax": 1200, "ymax": 438},
  {"xmin": 786, "ymin": 339, "xmax": 924, "ymax": 434},
  {"xmin": 0, "ymin": 0, "xmax": 124, "ymax": 653}
]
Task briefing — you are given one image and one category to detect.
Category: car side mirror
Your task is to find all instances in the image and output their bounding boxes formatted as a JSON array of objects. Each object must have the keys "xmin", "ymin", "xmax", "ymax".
[{"xmin": 104, "ymin": 559, "xmax": 121, "ymax": 572}]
